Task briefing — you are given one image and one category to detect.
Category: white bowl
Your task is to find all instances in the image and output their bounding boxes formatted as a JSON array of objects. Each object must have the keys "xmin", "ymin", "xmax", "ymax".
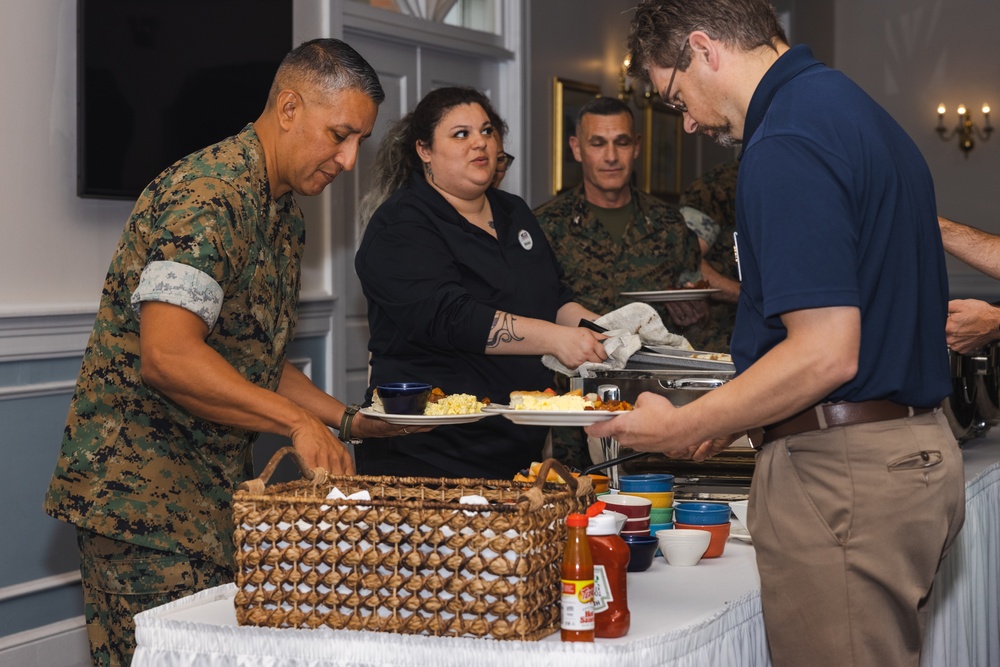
[
  {"xmin": 729, "ymin": 500, "xmax": 749, "ymax": 533},
  {"xmin": 656, "ymin": 529, "xmax": 710, "ymax": 566}
]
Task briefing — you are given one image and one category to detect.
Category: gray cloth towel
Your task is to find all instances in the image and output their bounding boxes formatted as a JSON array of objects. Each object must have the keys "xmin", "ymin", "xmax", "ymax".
[{"xmin": 543, "ymin": 303, "xmax": 692, "ymax": 377}]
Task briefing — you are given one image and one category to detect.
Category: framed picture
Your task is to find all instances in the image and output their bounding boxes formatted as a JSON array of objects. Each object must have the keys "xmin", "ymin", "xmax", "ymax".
[
  {"xmin": 637, "ymin": 101, "xmax": 683, "ymax": 201},
  {"xmin": 552, "ymin": 77, "xmax": 601, "ymax": 195}
]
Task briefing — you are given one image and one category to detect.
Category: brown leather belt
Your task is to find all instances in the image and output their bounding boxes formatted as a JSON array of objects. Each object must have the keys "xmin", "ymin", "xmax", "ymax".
[{"xmin": 757, "ymin": 400, "xmax": 935, "ymax": 446}]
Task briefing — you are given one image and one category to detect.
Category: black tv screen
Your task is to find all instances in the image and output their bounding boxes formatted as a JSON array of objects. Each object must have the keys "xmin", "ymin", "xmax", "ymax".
[{"xmin": 77, "ymin": 0, "xmax": 293, "ymax": 199}]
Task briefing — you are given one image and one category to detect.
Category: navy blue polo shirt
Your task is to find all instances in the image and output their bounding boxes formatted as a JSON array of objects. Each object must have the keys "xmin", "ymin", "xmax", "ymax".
[
  {"xmin": 732, "ymin": 45, "xmax": 950, "ymax": 407},
  {"xmin": 355, "ymin": 172, "xmax": 575, "ymax": 478}
]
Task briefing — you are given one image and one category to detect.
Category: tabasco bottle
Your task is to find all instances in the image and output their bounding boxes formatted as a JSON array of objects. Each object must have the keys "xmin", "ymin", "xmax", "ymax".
[
  {"xmin": 587, "ymin": 512, "xmax": 631, "ymax": 638},
  {"xmin": 561, "ymin": 513, "xmax": 595, "ymax": 642}
]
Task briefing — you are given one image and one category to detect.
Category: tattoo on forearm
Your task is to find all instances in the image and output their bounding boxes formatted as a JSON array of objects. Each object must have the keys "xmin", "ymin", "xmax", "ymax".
[{"xmin": 487, "ymin": 312, "xmax": 524, "ymax": 348}]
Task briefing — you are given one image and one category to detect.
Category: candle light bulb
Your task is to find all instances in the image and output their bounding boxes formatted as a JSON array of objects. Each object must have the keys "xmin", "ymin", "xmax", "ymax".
[
  {"xmin": 983, "ymin": 103, "xmax": 991, "ymax": 115},
  {"xmin": 958, "ymin": 104, "xmax": 967, "ymax": 116},
  {"xmin": 938, "ymin": 104, "xmax": 946, "ymax": 115}
]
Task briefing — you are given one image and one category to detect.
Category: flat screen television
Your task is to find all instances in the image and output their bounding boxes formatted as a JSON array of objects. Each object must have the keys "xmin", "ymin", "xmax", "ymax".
[{"xmin": 77, "ymin": 0, "xmax": 293, "ymax": 199}]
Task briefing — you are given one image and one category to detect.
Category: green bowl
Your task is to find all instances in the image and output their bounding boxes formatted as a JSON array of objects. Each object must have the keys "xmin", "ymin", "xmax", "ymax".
[{"xmin": 650, "ymin": 507, "xmax": 674, "ymax": 524}]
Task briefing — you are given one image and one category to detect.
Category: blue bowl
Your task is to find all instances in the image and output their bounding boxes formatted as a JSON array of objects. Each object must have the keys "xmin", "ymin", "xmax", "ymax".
[
  {"xmin": 649, "ymin": 521, "xmax": 673, "ymax": 534},
  {"xmin": 673, "ymin": 502, "xmax": 732, "ymax": 526},
  {"xmin": 377, "ymin": 382, "xmax": 432, "ymax": 415},
  {"xmin": 620, "ymin": 473, "xmax": 675, "ymax": 492},
  {"xmin": 623, "ymin": 533, "xmax": 659, "ymax": 572}
]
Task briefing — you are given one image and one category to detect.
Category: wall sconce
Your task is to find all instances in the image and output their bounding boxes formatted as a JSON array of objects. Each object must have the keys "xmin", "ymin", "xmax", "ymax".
[
  {"xmin": 618, "ymin": 57, "xmax": 654, "ymax": 109},
  {"xmin": 936, "ymin": 102, "xmax": 993, "ymax": 156}
]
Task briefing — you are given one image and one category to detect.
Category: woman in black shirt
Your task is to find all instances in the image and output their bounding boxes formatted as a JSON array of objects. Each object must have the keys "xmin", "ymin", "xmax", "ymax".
[{"xmin": 355, "ymin": 87, "xmax": 606, "ymax": 478}]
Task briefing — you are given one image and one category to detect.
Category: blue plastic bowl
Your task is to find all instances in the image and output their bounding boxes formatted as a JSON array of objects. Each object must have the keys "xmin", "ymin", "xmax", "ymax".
[
  {"xmin": 620, "ymin": 473, "xmax": 675, "ymax": 493},
  {"xmin": 673, "ymin": 502, "xmax": 732, "ymax": 526},
  {"xmin": 623, "ymin": 533, "xmax": 659, "ymax": 572},
  {"xmin": 377, "ymin": 382, "xmax": 432, "ymax": 414}
]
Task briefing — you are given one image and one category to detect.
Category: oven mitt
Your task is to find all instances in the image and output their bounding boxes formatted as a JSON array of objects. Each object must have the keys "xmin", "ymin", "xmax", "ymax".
[{"xmin": 542, "ymin": 302, "xmax": 693, "ymax": 377}]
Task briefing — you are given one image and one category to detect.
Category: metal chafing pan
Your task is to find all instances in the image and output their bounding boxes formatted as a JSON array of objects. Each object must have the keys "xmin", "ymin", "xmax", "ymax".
[{"xmin": 574, "ymin": 364, "xmax": 753, "ymax": 500}]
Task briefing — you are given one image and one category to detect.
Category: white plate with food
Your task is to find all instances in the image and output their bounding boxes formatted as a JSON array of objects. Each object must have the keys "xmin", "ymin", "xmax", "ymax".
[
  {"xmin": 359, "ymin": 407, "xmax": 495, "ymax": 426},
  {"xmin": 482, "ymin": 404, "xmax": 624, "ymax": 426},
  {"xmin": 620, "ymin": 288, "xmax": 721, "ymax": 302}
]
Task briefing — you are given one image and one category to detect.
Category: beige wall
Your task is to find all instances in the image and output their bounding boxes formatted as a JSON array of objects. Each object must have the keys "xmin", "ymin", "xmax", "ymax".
[{"xmin": 835, "ymin": 0, "xmax": 1000, "ymax": 297}]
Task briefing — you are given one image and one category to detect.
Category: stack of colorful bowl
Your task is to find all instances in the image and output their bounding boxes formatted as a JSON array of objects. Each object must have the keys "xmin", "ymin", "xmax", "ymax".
[
  {"xmin": 619, "ymin": 474, "xmax": 674, "ymax": 535},
  {"xmin": 601, "ymin": 494, "xmax": 652, "ymax": 537},
  {"xmin": 673, "ymin": 502, "xmax": 732, "ymax": 558}
]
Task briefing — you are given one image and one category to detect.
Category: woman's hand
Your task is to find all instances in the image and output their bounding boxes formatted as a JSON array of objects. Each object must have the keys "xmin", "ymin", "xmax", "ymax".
[
  {"xmin": 549, "ymin": 326, "xmax": 608, "ymax": 369},
  {"xmin": 350, "ymin": 412, "xmax": 435, "ymax": 439}
]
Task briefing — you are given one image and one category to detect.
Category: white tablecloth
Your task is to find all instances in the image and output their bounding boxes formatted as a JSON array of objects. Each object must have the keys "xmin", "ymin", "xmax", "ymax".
[{"xmin": 132, "ymin": 439, "xmax": 1000, "ymax": 667}]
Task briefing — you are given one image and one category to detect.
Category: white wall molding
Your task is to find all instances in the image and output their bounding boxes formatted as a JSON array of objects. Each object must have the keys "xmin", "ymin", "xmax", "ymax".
[
  {"xmin": 0, "ymin": 616, "xmax": 89, "ymax": 667},
  {"xmin": 0, "ymin": 311, "xmax": 95, "ymax": 363},
  {"xmin": 0, "ymin": 298, "xmax": 337, "ymax": 366},
  {"xmin": 0, "ymin": 572, "xmax": 81, "ymax": 604}
]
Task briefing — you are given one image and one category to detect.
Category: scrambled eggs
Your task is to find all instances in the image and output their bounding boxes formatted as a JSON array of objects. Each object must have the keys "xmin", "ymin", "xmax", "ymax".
[{"xmin": 424, "ymin": 393, "xmax": 485, "ymax": 415}]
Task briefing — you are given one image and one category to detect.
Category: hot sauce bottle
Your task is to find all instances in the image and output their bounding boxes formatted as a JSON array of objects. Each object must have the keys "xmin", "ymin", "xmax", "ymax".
[
  {"xmin": 561, "ymin": 513, "xmax": 595, "ymax": 642},
  {"xmin": 587, "ymin": 512, "xmax": 631, "ymax": 638}
]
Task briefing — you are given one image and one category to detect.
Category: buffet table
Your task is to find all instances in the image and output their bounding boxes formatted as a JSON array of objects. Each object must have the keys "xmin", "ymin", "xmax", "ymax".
[{"xmin": 131, "ymin": 438, "xmax": 1000, "ymax": 667}]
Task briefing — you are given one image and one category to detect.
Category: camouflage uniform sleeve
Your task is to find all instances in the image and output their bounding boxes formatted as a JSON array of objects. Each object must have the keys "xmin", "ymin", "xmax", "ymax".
[
  {"xmin": 131, "ymin": 260, "xmax": 224, "ymax": 330},
  {"xmin": 680, "ymin": 205, "xmax": 720, "ymax": 247}
]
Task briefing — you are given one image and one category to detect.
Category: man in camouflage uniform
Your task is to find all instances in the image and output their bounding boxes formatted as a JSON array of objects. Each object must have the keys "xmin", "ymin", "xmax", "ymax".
[
  {"xmin": 679, "ymin": 159, "xmax": 741, "ymax": 352},
  {"xmin": 534, "ymin": 96, "xmax": 703, "ymax": 469},
  {"xmin": 43, "ymin": 39, "xmax": 407, "ymax": 666}
]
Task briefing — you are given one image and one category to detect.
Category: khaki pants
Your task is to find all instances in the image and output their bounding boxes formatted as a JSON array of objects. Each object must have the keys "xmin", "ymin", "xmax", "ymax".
[
  {"xmin": 750, "ymin": 410, "xmax": 966, "ymax": 667},
  {"xmin": 77, "ymin": 529, "xmax": 233, "ymax": 667}
]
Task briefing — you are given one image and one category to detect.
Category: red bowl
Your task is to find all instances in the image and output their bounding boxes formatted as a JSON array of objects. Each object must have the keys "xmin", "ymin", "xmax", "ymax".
[
  {"xmin": 624, "ymin": 517, "xmax": 650, "ymax": 531},
  {"xmin": 674, "ymin": 521, "xmax": 730, "ymax": 558},
  {"xmin": 601, "ymin": 494, "xmax": 652, "ymax": 520}
]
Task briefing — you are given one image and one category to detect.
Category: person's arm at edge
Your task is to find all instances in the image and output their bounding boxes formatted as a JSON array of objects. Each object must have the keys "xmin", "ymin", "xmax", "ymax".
[
  {"xmin": 939, "ymin": 215, "xmax": 1000, "ymax": 280},
  {"xmin": 585, "ymin": 306, "xmax": 860, "ymax": 459}
]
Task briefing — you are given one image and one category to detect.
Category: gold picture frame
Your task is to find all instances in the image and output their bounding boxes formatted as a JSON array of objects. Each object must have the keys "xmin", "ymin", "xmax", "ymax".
[
  {"xmin": 637, "ymin": 101, "xmax": 684, "ymax": 202},
  {"xmin": 552, "ymin": 77, "xmax": 601, "ymax": 195}
]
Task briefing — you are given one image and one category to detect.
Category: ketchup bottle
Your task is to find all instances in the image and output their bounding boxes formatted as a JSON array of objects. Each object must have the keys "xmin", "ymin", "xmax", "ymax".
[
  {"xmin": 561, "ymin": 513, "xmax": 595, "ymax": 642},
  {"xmin": 587, "ymin": 513, "xmax": 631, "ymax": 638}
]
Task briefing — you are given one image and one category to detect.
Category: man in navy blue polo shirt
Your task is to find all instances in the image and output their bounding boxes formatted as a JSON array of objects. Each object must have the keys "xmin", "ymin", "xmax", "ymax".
[{"xmin": 589, "ymin": 1, "xmax": 966, "ymax": 665}]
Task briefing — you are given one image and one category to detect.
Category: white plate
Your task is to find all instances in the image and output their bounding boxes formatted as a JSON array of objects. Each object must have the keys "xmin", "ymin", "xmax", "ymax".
[
  {"xmin": 482, "ymin": 404, "xmax": 624, "ymax": 426},
  {"xmin": 621, "ymin": 288, "xmax": 721, "ymax": 303},
  {"xmin": 359, "ymin": 407, "xmax": 495, "ymax": 426}
]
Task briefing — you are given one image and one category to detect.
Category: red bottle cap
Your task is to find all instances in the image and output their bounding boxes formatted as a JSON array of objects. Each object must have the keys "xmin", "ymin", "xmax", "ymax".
[
  {"xmin": 566, "ymin": 513, "xmax": 588, "ymax": 528},
  {"xmin": 585, "ymin": 501, "xmax": 607, "ymax": 517}
]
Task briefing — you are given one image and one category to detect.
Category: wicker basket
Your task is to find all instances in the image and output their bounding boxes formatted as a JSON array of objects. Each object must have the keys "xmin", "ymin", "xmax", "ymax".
[{"xmin": 232, "ymin": 448, "xmax": 593, "ymax": 640}]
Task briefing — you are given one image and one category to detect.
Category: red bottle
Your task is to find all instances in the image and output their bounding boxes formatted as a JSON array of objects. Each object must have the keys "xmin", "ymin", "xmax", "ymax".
[
  {"xmin": 587, "ymin": 513, "xmax": 631, "ymax": 638},
  {"xmin": 561, "ymin": 513, "xmax": 595, "ymax": 642}
]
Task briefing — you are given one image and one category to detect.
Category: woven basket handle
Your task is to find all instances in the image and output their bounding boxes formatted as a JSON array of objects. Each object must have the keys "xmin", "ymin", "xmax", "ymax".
[
  {"xmin": 237, "ymin": 446, "xmax": 328, "ymax": 495},
  {"xmin": 519, "ymin": 458, "xmax": 593, "ymax": 511}
]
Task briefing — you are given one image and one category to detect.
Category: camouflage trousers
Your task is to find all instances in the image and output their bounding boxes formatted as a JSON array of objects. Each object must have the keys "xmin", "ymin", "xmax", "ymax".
[{"xmin": 76, "ymin": 529, "xmax": 233, "ymax": 667}]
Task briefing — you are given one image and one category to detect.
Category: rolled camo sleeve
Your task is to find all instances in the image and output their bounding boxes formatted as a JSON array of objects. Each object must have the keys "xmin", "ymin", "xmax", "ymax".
[{"xmin": 131, "ymin": 260, "xmax": 224, "ymax": 330}]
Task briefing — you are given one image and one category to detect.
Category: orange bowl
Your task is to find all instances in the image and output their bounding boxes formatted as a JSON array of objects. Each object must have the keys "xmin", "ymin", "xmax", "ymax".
[
  {"xmin": 674, "ymin": 521, "xmax": 730, "ymax": 558},
  {"xmin": 587, "ymin": 474, "xmax": 610, "ymax": 494}
]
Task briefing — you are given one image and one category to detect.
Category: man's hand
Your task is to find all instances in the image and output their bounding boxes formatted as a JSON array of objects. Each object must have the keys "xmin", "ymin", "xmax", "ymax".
[
  {"xmin": 289, "ymin": 412, "xmax": 355, "ymax": 475},
  {"xmin": 946, "ymin": 299, "xmax": 1000, "ymax": 354},
  {"xmin": 664, "ymin": 299, "xmax": 709, "ymax": 327},
  {"xmin": 550, "ymin": 327, "xmax": 608, "ymax": 369},
  {"xmin": 586, "ymin": 392, "xmax": 702, "ymax": 457}
]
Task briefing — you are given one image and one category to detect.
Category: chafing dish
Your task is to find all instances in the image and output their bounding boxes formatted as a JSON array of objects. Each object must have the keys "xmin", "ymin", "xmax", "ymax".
[{"xmin": 573, "ymin": 362, "xmax": 752, "ymax": 501}]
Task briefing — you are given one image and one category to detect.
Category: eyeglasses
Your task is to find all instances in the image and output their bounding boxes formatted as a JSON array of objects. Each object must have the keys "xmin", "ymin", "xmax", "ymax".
[
  {"xmin": 496, "ymin": 152, "xmax": 515, "ymax": 172},
  {"xmin": 660, "ymin": 38, "xmax": 690, "ymax": 114}
]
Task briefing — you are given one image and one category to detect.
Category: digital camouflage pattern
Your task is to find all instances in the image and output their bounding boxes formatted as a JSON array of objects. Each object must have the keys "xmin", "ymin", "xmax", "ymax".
[
  {"xmin": 45, "ymin": 124, "xmax": 304, "ymax": 571},
  {"xmin": 679, "ymin": 160, "xmax": 740, "ymax": 352},
  {"xmin": 535, "ymin": 185, "xmax": 702, "ymax": 470},
  {"xmin": 534, "ymin": 184, "xmax": 702, "ymax": 324},
  {"xmin": 77, "ymin": 528, "xmax": 232, "ymax": 666}
]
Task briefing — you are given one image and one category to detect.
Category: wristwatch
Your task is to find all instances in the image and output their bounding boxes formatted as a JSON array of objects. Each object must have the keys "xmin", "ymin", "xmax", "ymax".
[{"xmin": 339, "ymin": 403, "xmax": 363, "ymax": 445}]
